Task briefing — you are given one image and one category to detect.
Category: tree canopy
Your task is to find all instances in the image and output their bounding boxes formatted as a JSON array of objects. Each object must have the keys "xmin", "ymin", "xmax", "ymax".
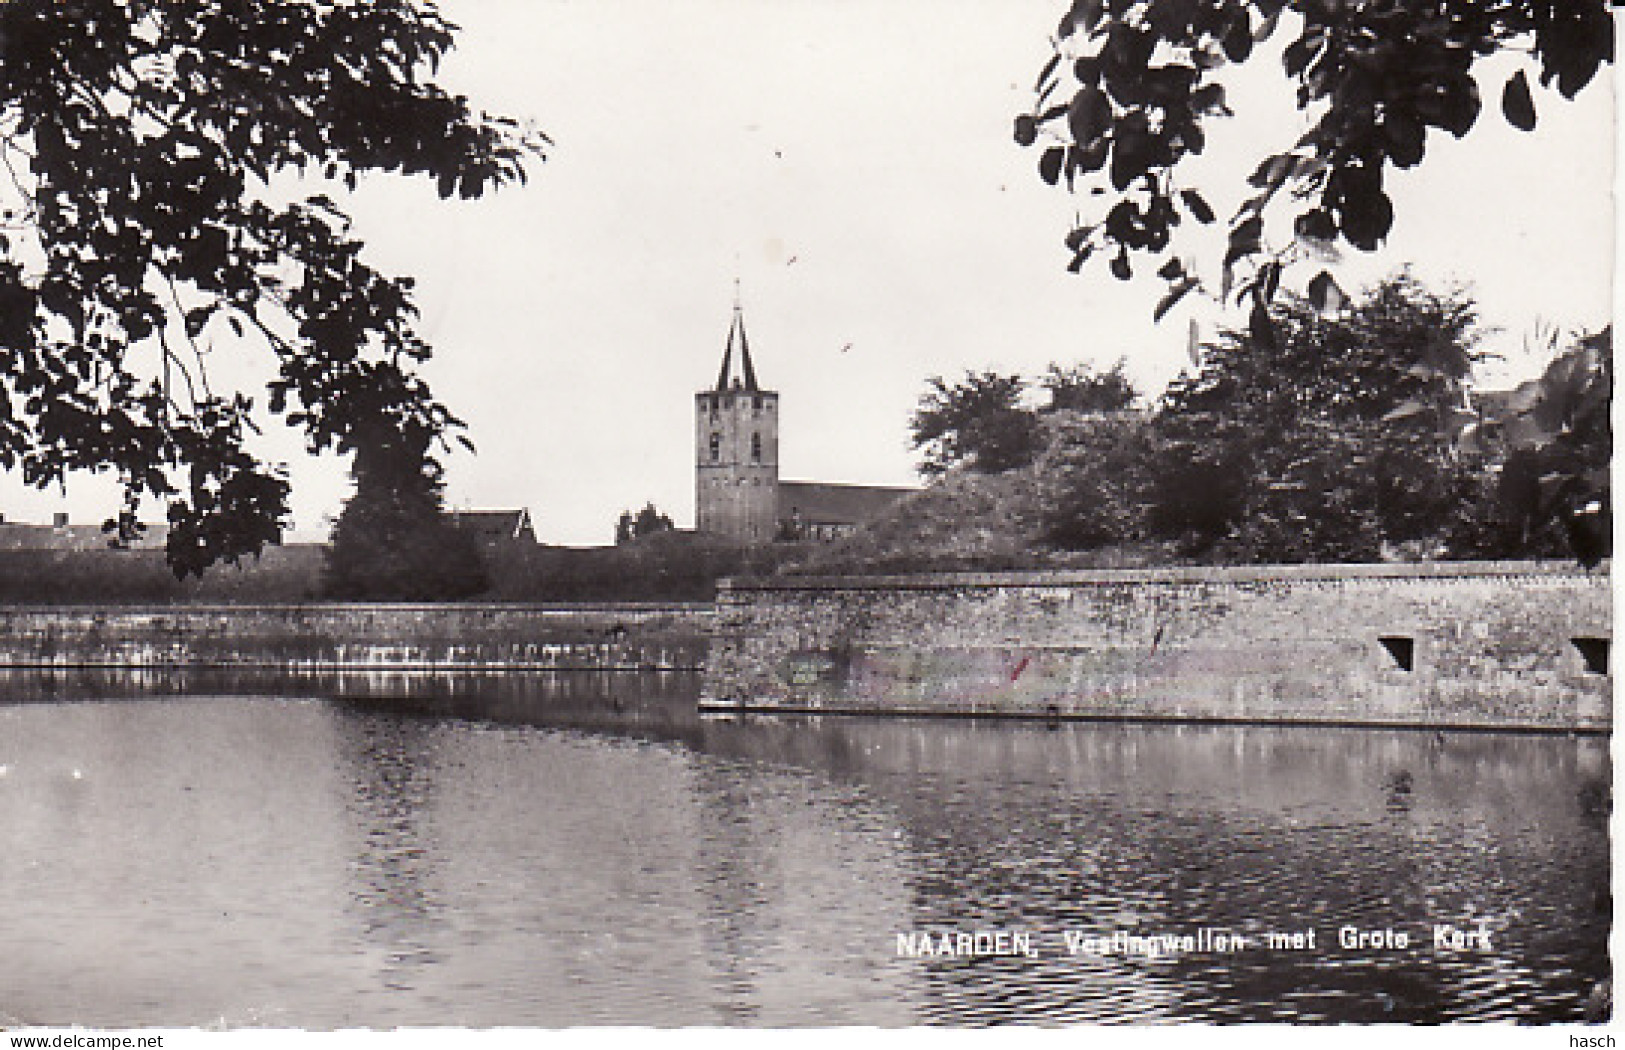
[
  {"xmin": 0, "ymin": 0, "xmax": 545, "ymax": 576},
  {"xmin": 910, "ymin": 370, "xmax": 1042, "ymax": 477},
  {"xmin": 1018, "ymin": 0, "xmax": 1612, "ymax": 322},
  {"xmin": 322, "ymin": 423, "xmax": 489, "ymax": 601},
  {"xmin": 1040, "ymin": 358, "xmax": 1139, "ymax": 413},
  {"xmin": 615, "ymin": 502, "xmax": 674, "ymax": 545},
  {"xmin": 1027, "ymin": 274, "xmax": 1609, "ymax": 565},
  {"xmin": 1149, "ymin": 273, "xmax": 1487, "ymax": 561}
]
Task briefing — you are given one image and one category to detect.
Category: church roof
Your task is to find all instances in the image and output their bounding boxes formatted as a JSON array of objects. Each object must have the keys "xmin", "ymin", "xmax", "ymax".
[
  {"xmin": 714, "ymin": 303, "xmax": 761, "ymax": 392},
  {"xmin": 451, "ymin": 509, "xmax": 536, "ymax": 544},
  {"xmin": 777, "ymin": 481, "xmax": 915, "ymax": 526}
]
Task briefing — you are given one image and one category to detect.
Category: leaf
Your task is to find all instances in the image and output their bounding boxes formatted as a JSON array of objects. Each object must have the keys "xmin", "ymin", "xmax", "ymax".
[
  {"xmin": 1222, "ymin": 11, "xmax": 1253, "ymax": 62},
  {"xmin": 1382, "ymin": 110, "xmax": 1426, "ymax": 168},
  {"xmin": 1157, "ymin": 257, "xmax": 1184, "ymax": 280},
  {"xmin": 1294, "ymin": 208, "xmax": 1336, "ymax": 243},
  {"xmin": 1253, "ymin": 7, "xmax": 1283, "ymax": 42},
  {"xmin": 1180, "ymin": 188, "xmax": 1215, "ymax": 224},
  {"xmin": 1231, "ymin": 214, "xmax": 1263, "ymax": 249},
  {"xmin": 1258, "ymin": 260, "xmax": 1281, "ymax": 304},
  {"xmin": 1039, "ymin": 147, "xmax": 1065, "ymax": 186},
  {"xmin": 1034, "ymin": 52, "xmax": 1061, "ymax": 93},
  {"xmin": 1338, "ymin": 186, "xmax": 1394, "ymax": 251},
  {"xmin": 1057, "ymin": 0, "xmax": 1101, "ymax": 36},
  {"xmin": 1109, "ymin": 127, "xmax": 1152, "ymax": 191},
  {"xmin": 1282, "ymin": 33, "xmax": 1319, "ymax": 78},
  {"xmin": 1154, "ymin": 275, "xmax": 1198, "ymax": 321},
  {"xmin": 1014, "ymin": 114, "xmax": 1038, "ymax": 147},
  {"xmin": 1189, "ymin": 83, "xmax": 1228, "ymax": 116},
  {"xmin": 1419, "ymin": 75, "xmax": 1481, "ymax": 138},
  {"xmin": 1502, "ymin": 70, "xmax": 1537, "ymax": 131},
  {"xmin": 1223, "ymin": 215, "xmax": 1263, "ymax": 270},
  {"xmin": 1073, "ymin": 139, "xmax": 1109, "ymax": 174},
  {"xmin": 1248, "ymin": 300, "xmax": 1277, "ymax": 351},
  {"xmin": 1306, "ymin": 270, "xmax": 1346, "ymax": 314},
  {"xmin": 184, "ymin": 306, "xmax": 212, "ymax": 338},
  {"xmin": 1503, "ymin": 377, "xmax": 1544, "ymax": 415},
  {"xmin": 1067, "ymin": 86, "xmax": 1110, "ymax": 146},
  {"xmin": 1109, "ymin": 251, "xmax": 1131, "ymax": 281},
  {"xmin": 1382, "ymin": 400, "xmax": 1430, "ymax": 423}
]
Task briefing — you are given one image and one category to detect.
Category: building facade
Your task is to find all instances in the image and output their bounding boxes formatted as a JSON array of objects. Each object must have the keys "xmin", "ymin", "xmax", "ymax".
[{"xmin": 695, "ymin": 303, "xmax": 912, "ymax": 543}]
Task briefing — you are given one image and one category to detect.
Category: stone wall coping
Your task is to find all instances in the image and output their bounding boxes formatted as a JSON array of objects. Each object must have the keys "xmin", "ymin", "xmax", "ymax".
[
  {"xmin": 0, "ymin": 602, "xmax": 714, "ymax": 615},
  {"xmin": 720, "ymin": 560, "xmax": 1609, "ymax": 592}
]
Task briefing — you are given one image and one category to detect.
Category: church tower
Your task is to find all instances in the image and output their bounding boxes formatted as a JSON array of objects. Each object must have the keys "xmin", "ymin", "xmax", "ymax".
[{"xmin": 695, "ymin": 298, "xmax": 779, "ymax": 542}]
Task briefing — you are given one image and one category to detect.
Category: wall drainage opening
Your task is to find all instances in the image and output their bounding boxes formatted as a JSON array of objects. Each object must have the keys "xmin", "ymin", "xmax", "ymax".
[
  {"xmin": 1379, "ymin": 636, "xmax": 1415, "ymax": 673},
  {"xmin": 1572, "ymin": 637, "xmax": 1610, "ymax": 676}
]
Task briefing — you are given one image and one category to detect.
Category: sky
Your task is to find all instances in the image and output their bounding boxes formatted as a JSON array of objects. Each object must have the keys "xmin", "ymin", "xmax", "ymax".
[{"xmin": 0, "ymin": 1, "xmax": 1615, "ymax": 546}]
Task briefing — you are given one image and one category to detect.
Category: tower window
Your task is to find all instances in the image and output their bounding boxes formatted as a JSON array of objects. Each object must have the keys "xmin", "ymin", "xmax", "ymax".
[
  {"xmin": 751, "ymin": 432, "xmax": 762, "ymax": 463},
  {"xmin": 753, "ymin": 395, "xmax": 763, "ymax": 414},
  {"xmin": 709, "ymin": 432, "xmax": 720, "ymax": 462}
]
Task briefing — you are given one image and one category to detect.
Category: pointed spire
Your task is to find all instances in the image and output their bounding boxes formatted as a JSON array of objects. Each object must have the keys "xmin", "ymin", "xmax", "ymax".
[
  {"xmin": 735, "ymin": 303, "xmax": 759, "ymax": 390},
  {"xmin": 715, "ymin": 284, "xmax": 761, "ymax": 392},
  {"xmin": 715, "ymin": 316, "xmax": 733, "ymax": 391}
]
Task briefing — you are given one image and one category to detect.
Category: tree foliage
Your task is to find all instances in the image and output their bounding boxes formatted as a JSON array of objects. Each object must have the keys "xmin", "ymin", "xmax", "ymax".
[
  {"xmin": 1035, "ymin": 274, "xmax": 1609, "ymax": 564},
  {"xmin": 1459, "ymin": 327, "xmax": 1612, "ymax": 565},
  {"xmin": 322, "ymin": 423, "xmax": 488, "ymax": 601},
  {"xmin": 0, "ymin": 0, "xmax": 545, "ymax": 577},
  {"xmin": 910, "ymin": 370, "xmax": 1041, "ymax": 477},
  {"xmin": 614, "ymin": 502, "xmax": 674, "ymax": 545},
  {"xmin": 1157, "ymin": 275, "xmax": 1491, "ymax": 560},
  {"xmin": 1040, "ymin": 357, "xmax": 1138, "ymax": 413},
  {"xmin": 1039, "ymin": 411, "xmax": 1159, "ymax": 549},
  {"xmin": 1019, "ymin": 0, "xmax": 1612, "ymax": 325}
]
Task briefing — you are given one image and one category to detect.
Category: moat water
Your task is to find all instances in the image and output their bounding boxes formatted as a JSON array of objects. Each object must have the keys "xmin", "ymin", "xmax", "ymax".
[{"xmin": 0, "ymin": 669, "xmax": 1609, "ymax": 1026}]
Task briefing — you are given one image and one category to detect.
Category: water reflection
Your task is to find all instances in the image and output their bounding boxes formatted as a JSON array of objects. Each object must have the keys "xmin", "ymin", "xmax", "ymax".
[
  {"xmin": 334, "ymin": 709, "xmax": 447, "ymax": 997},
  {"xmin": 0, "ymin": 668, "xmax": 1608, "ymax": 1026}
]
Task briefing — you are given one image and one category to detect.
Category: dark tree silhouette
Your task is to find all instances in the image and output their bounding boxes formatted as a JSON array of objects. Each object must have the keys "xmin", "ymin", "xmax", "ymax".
[
  {"xmin": 1459, "ymin": 328, "xmax": 1612, "ymax": 566},
  {"xmin": 0, "ymin": 1, "xmax": 545, "ymax": 576},
  {"xmin": 615, "ymin": 502, "xmax": 674, "ymax": 545},
  {"xmin": 911, "ymin": 370, "xmax": 1042, "ymax": 477},
  {"xmin": 1041, "ymin": 358, "xmax": 1138, "ymax": 413},
  {"xmin": 322, "ymin": 423, "xmax": 488, "ymax": 601},
  {"xmin": 1019, "ymin": 0, "xmax": 1611, "ymax": 326},
  {"xmin": 1153, "ymin": 273, "xmax": 1486, "ymax": 560}
]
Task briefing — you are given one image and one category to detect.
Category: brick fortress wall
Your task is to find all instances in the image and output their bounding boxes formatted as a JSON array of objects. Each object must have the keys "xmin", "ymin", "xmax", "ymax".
[{"xmin": 702, "ymin": 562, "xmax": 1612, "ymax": 731}]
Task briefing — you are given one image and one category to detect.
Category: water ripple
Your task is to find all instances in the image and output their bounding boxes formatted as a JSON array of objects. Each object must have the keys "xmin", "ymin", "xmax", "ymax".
[{"xmin": 0, "ymin": 684, "xmax": 1607, "ymax": 1026}]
